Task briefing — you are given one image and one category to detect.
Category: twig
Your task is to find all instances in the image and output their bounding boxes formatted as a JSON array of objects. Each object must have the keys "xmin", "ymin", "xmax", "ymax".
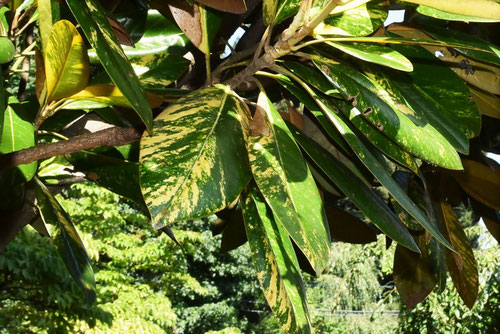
[{"xmin": 0, "ymin": 127, "xmax": 142, "ymax": 170}]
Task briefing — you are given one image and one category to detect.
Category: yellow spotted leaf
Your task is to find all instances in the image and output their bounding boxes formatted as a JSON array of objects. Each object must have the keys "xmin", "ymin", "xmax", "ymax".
[
  {"xmin": 139, "ymin": 85, "xmax": 251, "ymax": 228},
  {"xmin": 400, "ymin": 0, "xmax": 500, "ymax": 20},
  {"xmin": 44, "ymin": 20, "xmax": 90, "ymax": 102}
]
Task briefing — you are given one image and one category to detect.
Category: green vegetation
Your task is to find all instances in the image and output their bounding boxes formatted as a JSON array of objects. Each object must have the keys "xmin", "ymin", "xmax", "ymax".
[{"xmin": 1, "ymin": 0, "xmax": 500, "ymax": 332}]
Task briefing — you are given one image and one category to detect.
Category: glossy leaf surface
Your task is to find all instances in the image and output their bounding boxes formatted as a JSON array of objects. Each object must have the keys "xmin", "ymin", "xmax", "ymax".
[
  {"xmin": 401, "ymin": 0, "xmax": 500, "ymax": 20},
  {"xmin": 66, "ymin": 0, "xmax": 153, "ymax": 132},
  {"xmin": 247, "ymin": 90, "xmax": 330, "ymax": 274},
  {"xmin": 287, "ymin": 76, "xmax": 453, "ymax": 251},
  {"xmin": 241, "ymin": 187, "xmax": 311, "ymax": 333},
  {"xmin": 291, "ymin": 127, "xmax": 418, "ymax": 252},
  {"xmin": 140, "ymin": 85, "xmax": 251, "ymax": 228},
  {"xmin": 34, "ymin": 177, "xmax": 96, "ymax": 304},
  {"xmin": 314, "ymin": 59, "xmax": 463, "ymax": 170},
  {"xmin": 44, "ymin": 20, "xmax": 89, "ymax": 102},
  {"xmin": 416, "ymin": 4, "xmax": 500, "ymax": 22},
  {"xmin": 314, "ymin": 0, "xmax": 387, "ymax": 37}
]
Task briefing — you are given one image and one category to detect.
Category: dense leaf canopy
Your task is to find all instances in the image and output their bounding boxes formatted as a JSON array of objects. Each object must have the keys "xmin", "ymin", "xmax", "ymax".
[{"xmin": 1, "ymin": 0, "xmax": 499, "ymax": 332}]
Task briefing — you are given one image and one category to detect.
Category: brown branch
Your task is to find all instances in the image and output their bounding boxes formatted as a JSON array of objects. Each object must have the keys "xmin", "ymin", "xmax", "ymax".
[{"xmin": 0, "ymin": 126, "xmax": 142, "ymax": 170}]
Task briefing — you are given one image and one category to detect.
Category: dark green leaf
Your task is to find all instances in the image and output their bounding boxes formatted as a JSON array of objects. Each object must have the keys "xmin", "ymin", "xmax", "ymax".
[
  {"xmin": 34, "ymin": 177, "xmax": 96, "ymax": 304},
  {"xmin": 66, "ymin": 0, "xmax": 153, "ymax": 132}
]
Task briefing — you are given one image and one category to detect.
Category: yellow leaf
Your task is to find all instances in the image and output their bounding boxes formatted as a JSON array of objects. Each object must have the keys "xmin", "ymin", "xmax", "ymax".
[
  {"xmin": 401, "ymin": 0, "xmax": 500, "ymax": 20},
  {"xmin": 45, "ymin": 20, "xmax": 90, "ymax": 102}
]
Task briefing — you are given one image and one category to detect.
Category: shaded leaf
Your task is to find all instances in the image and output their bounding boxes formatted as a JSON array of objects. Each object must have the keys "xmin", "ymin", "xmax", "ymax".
[
  {"xmin": 66, "ymin": 0, "xmax": 154, "ymax": 132},
  {"xmin": 34, "ymin": 177, "xmax": 96, "ymax": 304},
  {"xmin": 451, "ymin": 159, "xmax": 500, "ymax": 211},
  {"xmin": 139, "ymin": 85, "xmax": 251, "ymax": 228},
  {"xmin": 394, "ymin": 232, "xmax": 436, "ymax": 309},
  {"xmin": 325, "ymin": 204, "xmax": 377, "ymax": 244},
  {"xmin": 291, "ymin": 126, "xmax": 418, "ymax": 251},
  {"xmin": 469, "ymin": 85, "xmax": 500, "ymax": 119},
  {"xmin": 435, "ymin": 200, "xmax": 479, "ymax": 309},
  {"xmin": 241, "ymin": 187, "xmax": 312, "ymax": 333},
  {"xmin": 220, "ymin": 208, "xmax": 247, "ymax": 253},
  {"xmin": 195, "ymin": 0, "xmax": 246, "ymax": 13},
  {"xmin": 247, "ymin": 90, "xmax": 331, "ymax": 274}
]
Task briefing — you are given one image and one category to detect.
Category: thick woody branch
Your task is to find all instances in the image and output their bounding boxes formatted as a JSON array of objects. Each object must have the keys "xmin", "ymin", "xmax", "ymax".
[{"xmin": 0, "ymin": 126, "xmax": 142, "ymax": 170}]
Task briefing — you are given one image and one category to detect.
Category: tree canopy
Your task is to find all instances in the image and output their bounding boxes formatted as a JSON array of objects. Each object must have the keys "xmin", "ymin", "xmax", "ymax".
[{"xmin": 1, "ymin": 0, "xmax": 499, "ymax": 332}]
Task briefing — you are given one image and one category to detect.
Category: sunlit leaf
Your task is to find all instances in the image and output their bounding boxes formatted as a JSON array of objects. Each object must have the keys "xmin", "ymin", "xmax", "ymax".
[
  {"xmin": 400, "ymin": 0, "xmax": 500, "ymax": 20},
  {"xmin": 247, "ymin": 90, "xmax": 331, "ymax": 274},
  {"xmin": 241, "ymin": 187, "xmax": 312, "ymax": 333},
  {"xmin": 416, "ymin": 4, "xmax": 500, "ymax": 22},
  {"xmin": 34, "ymin": 177, "xmax": 96, "ymax": 304},
  {"xmin": 314, "ymin": 0, "xmax": 387, "ymax": 37},
  {"xmin": 66, "ymin": 0, "xmax": 154, "ymax": 132},
  {"xmin": 314, "ymin": 59, "xmax": 463, "ymax": 169},
  {"xmin": 44, "ymin": 20, "xmax": 89, "ymax": 102},
  {"xmin": 139, "ymin": 85, "xmax": 251, "ymax": 229}
]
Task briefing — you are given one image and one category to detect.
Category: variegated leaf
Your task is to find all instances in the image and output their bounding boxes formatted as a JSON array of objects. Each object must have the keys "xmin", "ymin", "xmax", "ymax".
[
  {"xmin": 320, "ymin": 40, "xmax": 413, "ymax": 72},
  {"xmin": 247, "ymin": 90, "xmax": 331, "ymax": 274},
  {"xmin": 314, "ymin": 0, "xmax": 387, "ymax": 37},
  {"xmin": 241, "ymin": 187, "xmax": 312, "ymax": 333},
  {"xmin": 401, "ymin": 0, "xmax": 500, "ymax": 20},
  {"xmin": 313, "ymin": 59, "xmax": 463, "ymax": 170},
  {"xmin": 416, "ymin": 4, "xmax": 500, "ymax": 22},
  {"xmin": 281, "ymin": 74, "xmax": 452, "ymax": 252},
  {"xmin": 139, "ymin": 85, "xmax": 251, "ymax": 229}
]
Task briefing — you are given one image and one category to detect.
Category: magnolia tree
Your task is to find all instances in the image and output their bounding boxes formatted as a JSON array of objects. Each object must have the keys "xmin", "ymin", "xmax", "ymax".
[{"xmin": 1, "ymin": 0, "xmax": 500, "ymax": 332}]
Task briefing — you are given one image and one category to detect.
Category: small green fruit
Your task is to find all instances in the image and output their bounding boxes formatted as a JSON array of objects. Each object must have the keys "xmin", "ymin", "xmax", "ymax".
[{"xmin": 0, "ymin": 37, "xmax": 15, "ymax": 64}]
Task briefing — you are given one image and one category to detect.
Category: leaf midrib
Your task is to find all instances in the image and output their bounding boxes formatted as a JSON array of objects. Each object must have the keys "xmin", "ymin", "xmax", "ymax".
[
  {"xmin": 50, "ymin": 30, "xmax": 75, "ymax": 100},
  {"xmin": 166, "ymin": 90, "xmax": 229, "ymax": 212}
]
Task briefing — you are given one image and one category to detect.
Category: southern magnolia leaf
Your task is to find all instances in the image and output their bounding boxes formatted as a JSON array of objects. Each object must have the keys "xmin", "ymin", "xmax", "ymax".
[
  {"xmin": 451, "ymin": 159, "xmax": 500, "ymax": 210},
  {"xmin": 283, "ymin": 61, "xmax": 419, "ymax": 173},
  {"xmin": 314, "ymin": 0, "xmax": 387, "ymax": 37},
  {"xmin": 241, "ymin": 187, "xmax": 312, "ymax": 333},
  {"xmin": 247, "ymin": 90, "xmax": 330, "ymax": 274},
  {"xmin": 360, "ymin": 64, "xmax": 470, "ymax": 154},
  {"xmin": 283, "ymin": 74, "xmax": 453, "ymax": 252},
  {"xmin": 66, "ymin": 0, "xmax": 154, "ymax": 132},
  {"xmin": 139, "ymin": 85, "xmax": 251, "ymax": 228},
  {"xmin": 401, "ymin": 0, "xmax": 500, "ymax": 20},
  {"xmin": 314, "ymin": 59, "xmax": 463, "ymax": 170},
  {"xmin": 416, "ymin": 4, "xmax": 500, "ymax": 22},
  {"xmin": 63, "ymin": 85, "xmax": 162, "ymax": 109},
  {"xmin": 33, "ymin": 177, "xmax": 97, "ymax": 304},
  {"xmin": 169, "ymin": 0, "xmax": 221, "ymax": 55},
  {"xmin": 394, "ymin": 232, "xmax": 436, "ymax": 309},
  {"xmin": 291, "ymin": 127, "xmax": 418, "ymax": 252},
  {"xmin": 68, "ymin": 151, "xmax": 146, "ymax": 210},
  {"xmin": 195, "ymin": 0, "xmax": 247, "ymax": 13},
  {"xmin": 469, "ymin": 85, "xmax": 500, "ymax": 119},
  {"xmin": 0, "ymin": 98, "xmax": 37, "ymax": 181},
  {"xmin": 324, "ymin": 204, "xmax": 377, "ymax": 244},
  {"xmin": 320, "ymin": 40, "xmax": 414, "ymax": 72},
  {"xmin": 118, "ymin": 10, "xmax": 189, "ymax": 59},
  {"xmin": 384, "ymin": 32, "xmax": 482, "ymax": 138},
  {"xmin": 418, "ymin": 23, "xmax": 500, "ymax": 66},
  {"xmin": 38, "ymin": 0, "xmax": 56, "ymax": 51},
  {"xmin": 435, "ymin": 200, "xmax": 479, "ymax": 309},
  {"xmin": 44, "ymin": 20, "xmax": 89, "ymax": 102}
]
